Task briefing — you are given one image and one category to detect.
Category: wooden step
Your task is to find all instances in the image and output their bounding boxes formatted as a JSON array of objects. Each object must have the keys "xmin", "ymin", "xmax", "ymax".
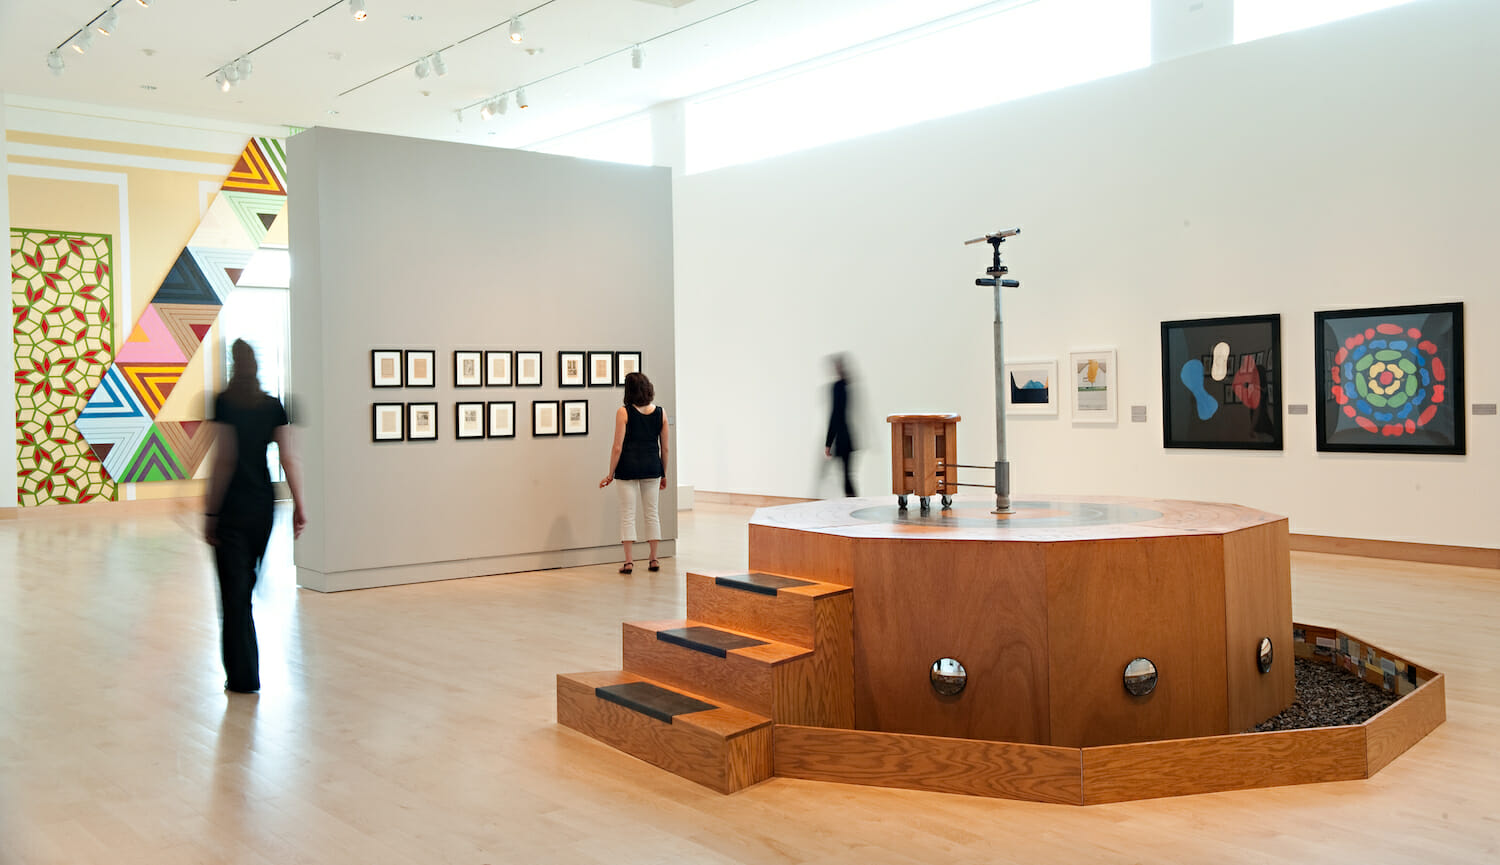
[
  {"xmin": 686, "ymin": 569, "xmax": 851, "ymax": 649},
  {"xmin": 623, "ymin": 620, "xmax": 851, "ymax": 727},
  {"xmin": 556, "ymin": 671, "xmax": 772, "ymax": 793}
]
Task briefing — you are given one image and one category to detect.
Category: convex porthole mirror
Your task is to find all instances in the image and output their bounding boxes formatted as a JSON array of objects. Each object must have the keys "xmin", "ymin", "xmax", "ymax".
[
  {"xmin": 930, "ymin": 657, "xmax": 967, "ymax": 696},
  {"xmin": 1123, "ymin": 657, "xmax": 1157, "ymax": 696},
  {"xmin": 1257, "ymin": 637, "xmax": 1274, "ymax": 674}
]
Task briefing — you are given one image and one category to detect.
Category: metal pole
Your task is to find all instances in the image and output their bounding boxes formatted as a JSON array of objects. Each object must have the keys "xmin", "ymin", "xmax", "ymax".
[{"xmin": 993, "ymin": 285, "xmax": 1012, "ymax": 514}]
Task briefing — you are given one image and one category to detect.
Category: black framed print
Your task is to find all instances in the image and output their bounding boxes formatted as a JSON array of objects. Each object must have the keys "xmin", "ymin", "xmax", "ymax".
[
  {"xmin": 1314, "ymin": 302, "xmax": 1465, "ymax": 454},
  {"xmin": 616, "ymin": 351, "xmax": 641, "ymax": 385},
  {"xmin": 588, "ymin": 352, "xmax": 614, "ymax": 387},
  {"xmin": 372, "ymin": 402, "xmax": 404, "ymax": 441},
  {"xmin": 454, "ymin": 350, "xmax": 483, "ymax": 388},
  {"xmin": 485, "ymin": 351, "xmax": 513, "ymax": 387},
  {"xmin": 487, "ymin": 401, "xmax": 516, "ymax": 438},
  {"xmin": 562, "ymin": 400, "xmax": 589, "ymax": 436},
  {"xmin": 407, "ymin": 402, "xmax": 438, "ymax": 440},
  {"xmin": 533, "ymin": 400, "xmax": 560, "ymax": 436},
  {"xmin": 405, "ymin": 350, "xmax": 436, "ymax": 388},
  {"xmin": 558, "ymin": 351, "xmax": 586, "ymax": 388},
  {"xmin": 371, "ymin": 350, "xmax": 403, "ymax": 388},
  {"xmin": 455, "ymin": 401, "xmax": 485, "ymax": 439},
  {"xmin": 1160, "ymin": 314, "xmax": 1282, "ymax": 450},
  {"xmin": 516, "ymin": 351, "xmax": 543, "ymax": 387}
]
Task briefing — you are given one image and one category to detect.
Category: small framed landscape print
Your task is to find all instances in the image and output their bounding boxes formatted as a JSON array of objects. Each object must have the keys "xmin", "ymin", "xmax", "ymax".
[
  {"xmin": 533, "ymin": 400, "xmax": 560, "ymax": 436},
  {"xmin": 372, "ymin": 403, "xmax": 404, "ymax": 441},
  {"xmin": 485, "ymin": 351, "xmax": 513, "ymax": 387},
  {"xmin": 487, "ymin": 401, "xmax": 516, "ymax": 438},
  {"xmin": 1314, "ymin": 302, "xmax": 1464, "ymax": 454},
  {"xmin": 407, "ymin": 402, "xmax": 438, "ymax": 440},
  {"xmin": 559, "ymin": 351, "xmax": 586, "ymax": 388},
  {"xmin": 405, "ymin": 350, "xmax": 436, "ymax": 388},
  {"xmin": 616, "ymin": 351, "xmax": 641, "ymax": 384},
  {"xmin": 1004, "ymin": 359, "xmax": 1059, "ymax": 416},
  {"xmin": 516, "ymin": 351, "xmax": 543, "ymax": 387},
  {"xmin": 1161, "ymin": 314, "xmax": 1282, "ymax": 450},
  {"xmin": 454, "ymin": 350, "xmax": 483, "ymax": 388},
  {"xmin": 1069, "ymin": 348, "xmax": 1118, "ymax": 424},
  {"xmin": 455, "ymin": 401, "xmax": 485, "ymax": 439},
  {"xmin": 588, "ymin": 352, "xmax": 614, "ymax": 387},
  {"xmin": 372, "ymin": 350, "xmax": 403, "ymax": 388},
  {"xmin": 562, "ymin": 400, "xmax": 589, "ymax": 436}
]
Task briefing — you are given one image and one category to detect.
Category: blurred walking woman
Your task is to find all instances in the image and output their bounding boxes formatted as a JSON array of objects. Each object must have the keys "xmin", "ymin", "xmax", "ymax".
[
  {"xmin": 599, "ymin": 372, "xmax": 668, "ymax": 574},
  {"xmin": 204, "ymin": 339, "xmax": 307, "ymax": 693}
]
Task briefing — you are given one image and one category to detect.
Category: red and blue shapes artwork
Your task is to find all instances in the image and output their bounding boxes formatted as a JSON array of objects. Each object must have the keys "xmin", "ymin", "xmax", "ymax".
[
  {"xmin": 1160, "ymin": 313, "xmax": 1283, "ymax": 450},
  {"xmin": 1315, "ymin": 302, "xmax": 1464, "ymax": 454}
]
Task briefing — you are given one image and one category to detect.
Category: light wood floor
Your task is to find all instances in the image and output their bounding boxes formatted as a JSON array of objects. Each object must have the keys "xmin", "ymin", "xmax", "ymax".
[{"xmin": 1, "ymin": 502, "xmax": 1497, "ymax": 864}]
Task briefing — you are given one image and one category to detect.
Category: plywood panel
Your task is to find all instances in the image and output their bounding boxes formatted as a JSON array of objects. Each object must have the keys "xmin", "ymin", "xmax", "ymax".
[
  {"xmin": 556, "ymin": 672, "xmax": 772, "ymax": 793},
  {"xmin": 770, "ymin": 593, "xmax": 854, "ymax": 727},
  {"xmin": 684, "ymin": 571, "xmax": 850, "ymax": 648},
  {"xmin": 749, "ymin": 525, "xmax": 855, "ymax": 585},
  {"xmin": 1046, "ymin": 536, "xmax": 1230, "ymax": 747},
  {"xmin": 1222, "ymin": 522, "xmax": 1296, "ymax": 730},
  {"xmin": 774, "ymin": 725, "xmax": 1082, "ymax": 805},
  {"xmin": 851, "ymin": 539, "xmax": 1051, "ymax": 743},
  {"xmin": 1081, "ymin": 727, "xmax": 1367, "ymax": 804},
  {"xmin": 1365, "ymin": 674, "xmax": 1446, "ymax": 774}
]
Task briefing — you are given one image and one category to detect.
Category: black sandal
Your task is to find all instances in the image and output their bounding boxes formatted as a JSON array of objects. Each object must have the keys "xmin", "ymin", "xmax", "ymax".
[
  {"xmin": 619, "ymin": 562, "xmax": 633, "ymax": 574},
  {"xmin": 648, "ymin": 559, "xmax": 660, "ymax": 572}
]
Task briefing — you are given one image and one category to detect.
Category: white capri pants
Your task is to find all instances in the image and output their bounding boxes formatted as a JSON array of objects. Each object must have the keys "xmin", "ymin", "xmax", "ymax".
[{"xmin": 616, "ymin": 477, "xmax": 662, "ymax": 543}]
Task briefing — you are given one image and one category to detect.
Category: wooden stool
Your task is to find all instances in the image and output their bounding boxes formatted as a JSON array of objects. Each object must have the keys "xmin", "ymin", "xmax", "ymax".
[{"xmin": 887, "ymin": 413, "xmax": 960, "ymax": 511}]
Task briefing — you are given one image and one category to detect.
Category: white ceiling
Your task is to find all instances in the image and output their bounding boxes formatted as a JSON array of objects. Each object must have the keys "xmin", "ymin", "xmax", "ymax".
[{"xmin": 0, "ymin": 0, "xmax": 1016, "ymax": 151}]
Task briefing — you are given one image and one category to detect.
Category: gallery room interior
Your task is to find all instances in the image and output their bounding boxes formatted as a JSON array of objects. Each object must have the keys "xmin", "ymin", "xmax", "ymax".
[{"xmin": 2, "ymin": 0, "xmax": 1496, "ymax": 862}]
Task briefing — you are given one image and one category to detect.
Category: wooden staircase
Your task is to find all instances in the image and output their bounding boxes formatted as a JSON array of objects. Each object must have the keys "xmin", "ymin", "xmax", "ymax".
[{"xmin": 557, "ymin": 569, "xmax": 853, "ymax": 793}]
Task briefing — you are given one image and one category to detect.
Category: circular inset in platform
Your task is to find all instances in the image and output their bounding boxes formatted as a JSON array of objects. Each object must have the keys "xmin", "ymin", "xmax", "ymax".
[
  {"xmin": 930, "ymin": 658, "xmax": 967, "ymax": 696},
  {"xmin": 1124, "ymin": 658, "xmax": 1158, "ymax": 696}
]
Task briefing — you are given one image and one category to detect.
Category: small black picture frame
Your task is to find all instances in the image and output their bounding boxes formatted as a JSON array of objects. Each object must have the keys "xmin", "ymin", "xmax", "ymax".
[
  {"xmin": 562, "ymin": 399, "xmax": 589, "ymax": 436},
  {"xmin": 485, "ymin": 350, "xmax": 513, "ymax": 387},
  {"xmin": 487, "ymin": 401, "xmax": 516, "ymax": 438},
  {"xmin": 558, "ymin": 351, "xmax": 587, "ymax": 388},
  {"xmin": 455, "ymin": 401, "xmax": 485, "ymax": 439},
  {"xmin": 454, "ymin": 350, "xmax": 483, "ymax": 388},
  {"xmin": 372, "ymin": 349, "xmax": 403, "ymax": 388},
  {"xmin": 372, "ymin": 402, "xmax": 404, "ymax": 441},
  {"xmin": 615, "ymin": 350, "xmax": 642, "ymax": 385},
  {"xmin": 516, "ymin": 351, "xmax": 543, "ymax": 387},
  {"xmin": 407, "ymin": 402, "xmax": 438, "ymax": 440},
  {"xmin": 588, "ymin": 352, "xmax": 615, "ymax": 387},
  {"xmin": 532, "ymin": 400, "xmax": 560, "ymax": 436},
  {"xmin": 405, "ymin": 350, "xmax": 436, "ymax": 388}
]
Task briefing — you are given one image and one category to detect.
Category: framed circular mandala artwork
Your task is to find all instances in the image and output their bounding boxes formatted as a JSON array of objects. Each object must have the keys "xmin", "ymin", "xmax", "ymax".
[{"xmin": 1314, "ymin": 302, "xmax": 1465, "ymax": 454}]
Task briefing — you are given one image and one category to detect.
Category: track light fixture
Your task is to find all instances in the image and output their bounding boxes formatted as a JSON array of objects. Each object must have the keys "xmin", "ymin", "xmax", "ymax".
[
  {"xmin": 236, "ymin": 55, "xmax": 253, "ymax": 78},
  {"xmin": 215, "ymin": 69, "xmax": 230, "ymax": 92},
  {"xmin": 508, "ymin": 16, "xmax": 525, "ymax": 44},
  {"xmin": 225, "ymin": 63, "xmax": 241, "ymax": 84},
  {"xmin": 136, "ymin": 0, "xmax": 152, "ymax": 6},
  {"xmin": 95, "ymin": 9, "xmax": 119, "ymax": 36},
  {"xmin": 480, "ymin": 100, "xmax": 496, "ymax": 120},
  {"xmin": 46, "ymin": 50, "xmax": 65, "ymax": 76},
  {"xmin": 350, "ymin": 0, "xmax": 368, "ymax": 21},
  {"xmin": 430, "ymin": 51, "xmax": 446, "ymax": 77},
  {"xmin": 414, "ymin": 57, "xmax": 430, "ymax": 79},
  {"xmin": 516, "ymin": 87, "xmax": 528, "ymax": 109},
  {"xmin": 632, "ymin": 45, "xmax": 644, "ymax": 69},
  {"xmin": 70, "ymin": 30, "xmax": 94, "ymax": 54}
]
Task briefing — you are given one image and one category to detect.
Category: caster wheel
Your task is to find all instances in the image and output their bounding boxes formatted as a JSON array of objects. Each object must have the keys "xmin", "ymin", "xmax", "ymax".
[
  {"xmin": 920, "ymin": 496, "xmax": 931, "ymax": 513},
  {"xmin": 898, "ymin": 495, "xmax": 909, "ymax": 510},
  {"xmin": 941, "ymin": 495, "xmax": 953, "ymax": 509}
]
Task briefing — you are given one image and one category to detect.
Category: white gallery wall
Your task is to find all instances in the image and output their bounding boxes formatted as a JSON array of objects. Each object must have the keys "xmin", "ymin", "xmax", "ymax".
[
  {"xmin": 291, "ymin": 128, "xmax": 675, "ymax": 590},
  {"xmin": 0, "ymin": 94, "xmax": 15, "ymax": 509},
  {"xmin": 674, "ymin": 0, "xmax": 1497, "ymax": 549}
]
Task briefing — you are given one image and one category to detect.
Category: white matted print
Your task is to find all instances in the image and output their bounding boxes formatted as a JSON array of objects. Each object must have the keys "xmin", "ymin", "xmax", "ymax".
[
  {"xmin": 372, "ymin": 350, "xmax": 403, "ymax": 388},
  {"xmin": 486, "ymin": 351, "xmax": 513, "ymax": 386},
  {"xmin": 558, "ymin": 351, "xmax": 586, "ymax": 388},
  {"xmin": 405, "ymin": 350, "xmax": 436, "ymax": 388},
  {"xmin": 407, "ymin": 402, "xmax": 438, "ymax": 439},
  {"xmin": 487, "ymin": 401, "xmax": 515, "ymax": 438},
  {"xmin": 532, "ymin": 400, "xmax": 560, "ymax": 436},
  {"xmin": 1004, "ymin": 359, "xmax": 1058, "ymax": 416},
  {"xmin": 588, "ymin": 352, "xmax": 614, "ymax": 387},
  {"xmin": 456, "ymin": 401, "xmax": 485, "ymax": 439},
  {"xmin": 516, "ymin": 351, "xmax": 543, "ymax": 387},
  {"xmin": 1069, "ymin": 348, "xmax": 1118, "ymax": 423},
  {"xmin": 616, "ymin": 351, "xmax": 641, "ymax": 384},
  {"xmin": 454, "ymin": 350, "xmax": 483, "ymax": 387},
  {"xmin": 372, "ymin": 403, "xmax": 404, "ymax": 441},
  {"xmin": 562, "ymin": 400, "xmax": 589, "ymax": 436}
]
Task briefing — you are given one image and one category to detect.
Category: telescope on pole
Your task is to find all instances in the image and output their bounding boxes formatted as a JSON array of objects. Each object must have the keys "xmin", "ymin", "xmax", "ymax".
[{"xmin": 965, "ymin": 228, "xmax": 1021, "ymax": 513}]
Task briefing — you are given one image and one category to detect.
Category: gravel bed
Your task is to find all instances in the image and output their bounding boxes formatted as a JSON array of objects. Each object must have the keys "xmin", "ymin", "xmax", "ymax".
[{"xmin": 1250, "ymin": 657, "xmax": 1399, "ymax": 732}]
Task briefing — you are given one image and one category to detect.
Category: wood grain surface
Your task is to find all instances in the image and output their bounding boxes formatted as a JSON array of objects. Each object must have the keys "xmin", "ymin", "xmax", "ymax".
[
  {"xmin": 1365, "ymin": 674, "xmax": 1446, "ymax": 774},
  {"xmin": 1221, "ymin": 522, "xmax": 1296, "ymax": 729},
  {"xmin": 773, "ymin": 724, "xmax": 1083, "ymax": 804},
  {"xmin": 684, "ymin": 570, "xmax": 851, "ymax": 648},
  {"xmin": 748, "ymin": 524, "xmax": 857, "ymax": 585}
]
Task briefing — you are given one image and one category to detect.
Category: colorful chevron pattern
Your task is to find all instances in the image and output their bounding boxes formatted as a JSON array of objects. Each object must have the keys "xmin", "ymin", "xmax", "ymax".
[
  {"xmin": 72, "ymin": 137, "xmax": 288, "ymax": 487},
  {"xmin": 11, "ymin": 230, "xmax": 118, "ymax": 505}
]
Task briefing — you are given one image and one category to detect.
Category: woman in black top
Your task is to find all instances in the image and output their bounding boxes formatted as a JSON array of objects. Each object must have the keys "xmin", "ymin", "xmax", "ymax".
[
  {"xmin": 599, "ymin": 372, "xmax": 668, "ymax": 574},
  {"xmin": 204, "ymin": 340, "xmax": 307, "ymax": 693}
]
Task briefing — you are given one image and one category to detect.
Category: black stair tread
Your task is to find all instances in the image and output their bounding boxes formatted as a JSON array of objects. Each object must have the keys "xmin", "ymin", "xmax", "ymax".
[
  {"xmin": 714, "ymin": 572, "xmax": 817, "ymax": 596},
  {"xmin": 656, "ymin": 625, "xmax": 768, "ymax": 658},
  {"xmin": 595, "ymin": 680, "xmax": 717, "ymax": 723}
]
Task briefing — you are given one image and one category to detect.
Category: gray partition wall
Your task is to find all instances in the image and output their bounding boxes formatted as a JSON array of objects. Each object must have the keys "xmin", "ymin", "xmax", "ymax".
[{"xmin": 289, "ymin": 128, "xmax": 675, "ymax": 591}]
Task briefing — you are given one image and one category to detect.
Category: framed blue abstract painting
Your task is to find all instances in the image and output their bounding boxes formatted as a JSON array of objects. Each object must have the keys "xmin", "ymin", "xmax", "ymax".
[{"xmin": 1160, "ymin": 314, "xmax": 1282, "ymax": 450}]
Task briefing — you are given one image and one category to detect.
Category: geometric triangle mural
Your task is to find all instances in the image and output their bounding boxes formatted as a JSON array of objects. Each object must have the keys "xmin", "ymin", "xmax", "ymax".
[{"xmin": 73, "ymin": 136, "xmax": 288, "ymax": 486}]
